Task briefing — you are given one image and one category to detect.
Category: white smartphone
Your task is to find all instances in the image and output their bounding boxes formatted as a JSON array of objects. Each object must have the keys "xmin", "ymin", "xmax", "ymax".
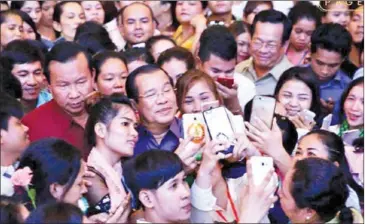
[
  {"xmin": 182, "ymin": 113, "xmax": 207, "ymax": 144},
  {"xmin": 321, "ymin": 114, "xmax": 333, "ymax": 130},
  {"xmin": 250, "ymin": 96, "xmax": 276, "ymax": 129},
  {"xmin": 201, "ymin": 100, "xmax": 220, "ymax": 112},
  {"xmin": 250, "ymin": 156, "xmax": 274, "ymax": 186},
  {"xmin": 299, "ymin": 109, "xmax": 316, "ymax": 126},
  {"xmin": 342, "ymin": 129, "xmax": 362, "ymax": 146}
]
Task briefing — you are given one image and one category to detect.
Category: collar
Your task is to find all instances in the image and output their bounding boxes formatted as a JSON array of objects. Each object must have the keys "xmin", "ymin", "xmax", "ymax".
[
  {"xmin": 48, "ymin": 100, "xmax": 79, "ymax": 129},
  {"xmin": 244, "ymin": 56, "xmax": 292, "ymax": 81},
  {"xmin": 268, "ymin": 55, "xmax": 292, "ymax": 80},
  {"xmin": 139, "ymin": 117, "xmax": 181, "ymax": 139}
]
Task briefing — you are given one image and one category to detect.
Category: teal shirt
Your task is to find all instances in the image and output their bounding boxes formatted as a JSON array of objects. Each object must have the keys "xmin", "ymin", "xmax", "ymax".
[{"xmin": 36, "ymin": 90, "xmax": 53, "ymax": 108}]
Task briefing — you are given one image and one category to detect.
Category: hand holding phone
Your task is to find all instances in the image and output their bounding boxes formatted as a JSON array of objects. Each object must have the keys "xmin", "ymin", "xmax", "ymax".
[
  {"xmin": 201, "ymin": 100, "xmax": 220, "ymax": 112},
  {"xmin": 250, "ymin": 156, "xmax": 277, "ymax": 208},
  {"xmin": 342, "ymin": 129, "xmax": 362, "ymax": 146},
  {"xmin": 299, "ymin": 109, "xmax": 316, "ymax": 126},
  {"xmin": 217, "ymin": 77, "xmax": 234, "ymax": 89},
  {"xmin": 250, "ymin": 96, "xmax": 276, "ymax": 129}
]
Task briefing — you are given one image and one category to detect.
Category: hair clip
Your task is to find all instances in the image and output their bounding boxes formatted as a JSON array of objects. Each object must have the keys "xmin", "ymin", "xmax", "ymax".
[
  {"xmin": 208, "ymin": 20, "xmax": 225, "ymax": 27},
  {"xmin": 132, "ymin": 43, "xmax": 146, "ymax": 48}
]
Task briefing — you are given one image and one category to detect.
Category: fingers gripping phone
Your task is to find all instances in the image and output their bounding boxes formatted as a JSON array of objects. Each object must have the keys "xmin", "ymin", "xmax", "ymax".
[
  {"xmin": 250, "ymin": 156, "xmax": 277, "ymax": 208},
  {"xmin": 342, "ymin": 129, "xmax": 362, "ymax": 146},
  {"xmin": 299, "ymin": 109, "xmax": 316, "ymax": 126},
  {"xmin": 217, "ymin": 77, "xmax": 234, "ymax": 88},
  {"xmin": 250, "ymin": 96, "xmax": 276, "ymax": 129}
]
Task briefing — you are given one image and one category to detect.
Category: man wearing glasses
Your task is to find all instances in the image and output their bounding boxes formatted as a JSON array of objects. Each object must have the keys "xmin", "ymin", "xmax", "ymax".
[
  {"xmin": 235, "ymin": 9, "xmax": 293, "ymax": 95},
  {"xmin": 126, "ymin": 64, "xmax": 200, "ymax": 172}
]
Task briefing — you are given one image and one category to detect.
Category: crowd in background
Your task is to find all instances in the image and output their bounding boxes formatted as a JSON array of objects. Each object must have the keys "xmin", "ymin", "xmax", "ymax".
[{"xmin": 0, "ymin": 1, "xmax": 364, "ymax": 223}]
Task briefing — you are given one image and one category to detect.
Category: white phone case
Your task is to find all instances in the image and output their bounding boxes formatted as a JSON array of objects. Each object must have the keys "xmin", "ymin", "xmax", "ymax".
[
  {"xmin": 250, "ymin": 156, "xmax": 274, "ymax": 186},
  {"xmin": 182, "ymin": 113, "xmax": 208, "ymax": 143},
  {"xmin": 300, "ymin": 109, "xmax": 316, "ymax": 125}
]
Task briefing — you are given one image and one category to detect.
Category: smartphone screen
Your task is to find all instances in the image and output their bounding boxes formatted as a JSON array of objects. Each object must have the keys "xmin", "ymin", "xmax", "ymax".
[
  {"xmin": 250, "ymin": 96, "xmax": 276, "ymax": 129},
  {"xmin": 203, "ymin": 107, "xmax": 235, "ymax": 155}
]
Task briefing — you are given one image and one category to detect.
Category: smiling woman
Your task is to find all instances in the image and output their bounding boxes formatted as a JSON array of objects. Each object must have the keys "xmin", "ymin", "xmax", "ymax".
[
  {"xmin": 329, "ymin": 78, "xmax": 364, "ymax": 135},
  {"xmin": 274, "ymin": 66, "xmax": 323, "ymax": 127}
]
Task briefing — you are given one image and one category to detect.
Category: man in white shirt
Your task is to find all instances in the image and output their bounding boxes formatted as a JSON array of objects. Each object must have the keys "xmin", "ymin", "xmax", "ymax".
[
  {"xmin": 197, "ymin": 25, "xmax": 256, "ymax": 114},
  {"xmin": 0, "ymin": 94, "xmax": 29, "ymax": 196}
]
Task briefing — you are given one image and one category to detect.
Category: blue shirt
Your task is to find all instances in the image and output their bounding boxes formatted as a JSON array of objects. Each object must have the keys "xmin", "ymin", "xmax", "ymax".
[
  {"xmin": 314, "ymin": 69, "xmax": 351, "ymax": 103},
  {"xmin": 133, "ymin": 117, "xmax": 183, "ymax": 156}
]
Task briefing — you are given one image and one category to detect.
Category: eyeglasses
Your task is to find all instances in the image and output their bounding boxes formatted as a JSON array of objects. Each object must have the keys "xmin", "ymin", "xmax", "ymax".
[
  {"xmin": 251, "ymin": 40, "xmax": 279, "ymax": 51},
  {"xmin": 138, "ymin": 84, "xmax": 175, "ymax": 101}
]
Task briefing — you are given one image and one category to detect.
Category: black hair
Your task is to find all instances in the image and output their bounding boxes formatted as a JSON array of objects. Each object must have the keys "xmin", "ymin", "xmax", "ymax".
[
  {"xmin": 10, "ymin": 1, "xmax": 42, "ymax": 10},
  {"xmin": 0, "ymin": 1, "xmax": 8, "ymax": 7},
  {"xmin": 125, "ymin": 64, "xmax": 173, "ymax": 104},
  {"xmin": 92, "ymin": 51, "xmax": 128, "ymax": 82},
  {"xmin": 354, "ymin": 40, "xmax": 364, "ymax": 56},
  {"xmin": 123, "ymin": 150, "xmax": 184, "ymax": 209},
  {"xmin": 291, "ymin": 157, "xmax": 352, "ymax": 223},
  {"xmin": 145, "ymin": 35, "xmax": 176, "ymax": 63},
  {"xmin": 17, "ymin": 10, "xmax": 41, "ymax": 41},
  {"xmin": 243, "ymin": 1, "xmax": 273, "ymax": 19},
  {"xmin": 1, "ymin": 39, "xmax": 45, "ymax": 71},
  {"xmin": 228, "ymin": 20, "xmax": 251, "ymax": 38},
  {"xmin": 101, "ymin": 1, "xmax": 118, "ymax": 24},
  {"xmin": 0, "ymin": 9, "xmax": 22, "ymax": 25},
  {"xmin": 123, "ymin": 47, "xmax": 148, "ymax": 65},
  {"xmin": 74, "ymin": 21, "xmax": 116, "ymax": 54},
  {"xmin": 274, "ymin": 66, "xmax": 324, "ymax": 122},
  {"xmin": 0, "ymin": 92, "xmax": 24, "ymax": 121},
  {"xmin": 0, "ymin": 64, "xmax": 23, "ymax": 99},
  {"xmin": 168, "ymin": 1, "xmax": 181, "ymax": 30},
  {"xmin": 53, "ymin": 1, "xmax": 81, "ymax": 23},
  {"xmin": 85, "ymin": 94, "xmax": 135, "ymax": 148},
  {"xmin": 17, "ymin": 138, "xmax": 82, "ymax": 210},
  {"xmin": 198, "ymin": 25, "xmax": 237, "ymax": 62},
  {"xmin": 0, "ymin": 93, "xmax": 24, "ymax": 131},
  {"xmin": 118, "ymin": 2, "xmax": 154, "ymax": 25},
  {"xmin": 252, "ymin": 9, "xmax": 292, "ymax": 44},
  {"xmin": 0, "ymin": 196, "xmax": 25, "ymax": 224},
  {"xmin": 339, "ymin": 77, "xmax": 364, "ymax": 123},
  {"xmin": 243, "ymin": 99, "xmax": 298, "ymax": 155},
  {"xmin": 157, "ymin": 46, "xmax": 196, "ymax": 70},
  {"xmin": 25, "ymin": 202, "xmax": 83, "ymax": 224},
  {"xmin": 288, "ymin": 1, "xmax": 321, "ymax": 28},
  {"xmin": 349, "ymin": 1, "xmax": 364, "ymax": 17},
  {"xmin": 44, "ymin": 41, "xmax": 92, "ymax": 83},
  {"xmin": 300, "ymin": 130, "xmax": 364, "ymax": 206},
  {"xmin": 310, "ymin": 23, "xmax": 352, "ymax": 58}
]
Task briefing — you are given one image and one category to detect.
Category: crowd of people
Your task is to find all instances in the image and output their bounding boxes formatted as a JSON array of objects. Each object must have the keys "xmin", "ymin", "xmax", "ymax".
[{"xmin": 0, "ymin": 1, "xmax": 364, "ymax": 223}]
